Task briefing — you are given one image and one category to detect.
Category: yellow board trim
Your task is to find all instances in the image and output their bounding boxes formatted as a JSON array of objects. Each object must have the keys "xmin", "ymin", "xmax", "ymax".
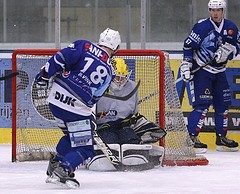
[{"xmin": 0, "ymin": 128, "xmax": 12, "ymax": 144}]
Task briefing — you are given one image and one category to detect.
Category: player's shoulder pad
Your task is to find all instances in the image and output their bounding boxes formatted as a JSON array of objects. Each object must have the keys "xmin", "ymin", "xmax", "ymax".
[
  {"xmin": 197, "ymin": 18, "xmax": 208, "ymax": 24},
  {"xmin": 67, "ymin": 40, "xmax": 91, "ymax": 50}
]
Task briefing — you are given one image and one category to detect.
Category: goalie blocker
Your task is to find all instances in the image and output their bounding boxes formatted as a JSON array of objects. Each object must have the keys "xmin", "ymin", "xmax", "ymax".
[{"xmin": 87, "ymin": 144, "xmax": 164, "ymax": 171}]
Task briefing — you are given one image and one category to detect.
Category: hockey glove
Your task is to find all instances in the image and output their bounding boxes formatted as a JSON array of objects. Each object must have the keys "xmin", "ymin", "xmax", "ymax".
[
  {"xmin": 34, "ymin": 66, "xmax": 49, "ymax": 88},
  {"xmin": 215, "ymin": 42, "xmax": 237, "ymax": 63},
  {"xmin": 180, "ymin": 60, "xmax": 193, "ymax": 82}
]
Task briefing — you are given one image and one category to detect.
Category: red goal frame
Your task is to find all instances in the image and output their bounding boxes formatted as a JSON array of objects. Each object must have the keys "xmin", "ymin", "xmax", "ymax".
[{"xmin": 11, "ymin": 49, "xmax": 165, "ymax": 162}]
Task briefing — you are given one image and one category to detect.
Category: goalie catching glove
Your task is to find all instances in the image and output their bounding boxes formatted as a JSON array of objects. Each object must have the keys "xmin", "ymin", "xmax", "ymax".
[
  {"xmin": 180, "ymin": 60, "xmax": 193, "ymax": 82},
  {"xmin": 215, "ymin": 42, "xmax": 237, "ymax": 63}
]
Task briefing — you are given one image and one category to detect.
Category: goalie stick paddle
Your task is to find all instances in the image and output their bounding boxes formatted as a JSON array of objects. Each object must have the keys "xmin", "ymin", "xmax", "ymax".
[
  {"xmin": 103, "ymin": 80, "xmax": 140, "ymax": 101},
  {"xmin": 0, "ymin": 71, "xmax": 19, "ymax": 81}
]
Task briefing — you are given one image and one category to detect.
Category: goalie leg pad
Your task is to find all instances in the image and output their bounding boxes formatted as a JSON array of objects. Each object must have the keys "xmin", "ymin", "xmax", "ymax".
[
  {"xmin": 149, "ymin": 144, "xmax": 164, "ymax": 166},
  {"xmin": 121, "ymin": 144, "xmax": 152, "ymax": 165},
  {"xmin": 86, "ymin": 144, "xmax": 120, "ymax": 171},
  {"xmin": 121, "ymin": 144, "xmax": 156, "ymax": 171}
]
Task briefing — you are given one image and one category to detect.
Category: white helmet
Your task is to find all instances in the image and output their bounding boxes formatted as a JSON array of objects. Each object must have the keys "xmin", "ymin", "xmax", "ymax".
[
  {"xmin": 208, "ymin": 0, "xmax": 226, "ymax": 9},
  {"xmin": 98, "ymin": 28, "xmax": 121, "ymax": 51}
]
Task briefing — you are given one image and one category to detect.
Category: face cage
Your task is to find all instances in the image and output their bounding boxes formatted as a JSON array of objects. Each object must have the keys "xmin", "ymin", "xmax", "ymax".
[{"xmin": 111, "ymin": 70, "xmax": 132, "ymax": 90}]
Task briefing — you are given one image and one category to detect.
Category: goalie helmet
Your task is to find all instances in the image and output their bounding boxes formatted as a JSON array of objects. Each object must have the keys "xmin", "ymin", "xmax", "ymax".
[
  {"xmin": 110, "ymin": 58, "xmax": 131, "ymax": 90},
  {"xmin": 208, "ymin": 0, "xmax": 226, "ymax": 10},
  {"xmin": 98, "ymin": 28, "xmax": 121, "ymax": 52}
]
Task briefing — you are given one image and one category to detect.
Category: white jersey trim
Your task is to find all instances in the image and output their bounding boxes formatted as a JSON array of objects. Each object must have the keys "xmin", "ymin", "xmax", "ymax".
[{"xmin": 48, "ymin": 82, "xmax": 92, "ymax": 116}]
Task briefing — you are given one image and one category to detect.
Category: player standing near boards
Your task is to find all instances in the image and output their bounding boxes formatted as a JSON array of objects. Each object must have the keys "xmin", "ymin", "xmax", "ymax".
[{"xmin": 180, "ymin": 0, "xmax": 239, "ymax": 153}]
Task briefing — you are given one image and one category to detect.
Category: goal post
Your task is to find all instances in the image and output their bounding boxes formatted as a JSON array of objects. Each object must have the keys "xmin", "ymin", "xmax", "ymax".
[{"xmin": 12, "ymin": 49, "xmax": 208, "ymax": 166}]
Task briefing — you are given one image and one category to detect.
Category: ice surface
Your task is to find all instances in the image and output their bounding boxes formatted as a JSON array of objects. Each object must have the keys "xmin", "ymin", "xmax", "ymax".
[{"xmin": 1, "ymin": 144, "xmax": 240, "ymax": 194}]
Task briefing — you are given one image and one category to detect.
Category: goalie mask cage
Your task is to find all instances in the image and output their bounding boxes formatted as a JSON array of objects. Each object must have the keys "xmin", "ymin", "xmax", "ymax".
[{"xmin": 12, "ymin": 49, "xmax": 208, "ymax": 166}]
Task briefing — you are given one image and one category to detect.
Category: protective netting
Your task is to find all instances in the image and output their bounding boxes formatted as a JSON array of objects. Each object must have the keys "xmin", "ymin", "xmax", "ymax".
[
  {"xmin": 12, "ymin": 52, "xmax": 62, "ymax": 162},
  {"xmin": 162, "ymin": 53, "xmax": 208, "ymax": 165},
  {"xmin": 12, "ymin": 49, "xmax": 208, "ymax": 165}
]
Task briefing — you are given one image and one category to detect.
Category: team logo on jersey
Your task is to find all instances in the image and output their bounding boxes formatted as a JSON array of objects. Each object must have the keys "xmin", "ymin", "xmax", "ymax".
[
  {"xmin": 205, "ymin": 88, "xmax": 210, "ymax": 95},
  {"xmin": 228, "ymin": 29, "xmax": 234, "ymax": 36},
  {"xmin": 199, "ymin": 88, "xmax": 212, "ymax": 100},
  {"xmin": 189, "ymin": 31, "xmax": 201, "ymax": 44},
  {"xmin": 106, "ymin": 110, "xmax": 117, "ymax": 116},
  {"xmin": 85, "ymin": 43, "xmax": 90, "ymax": 51},
  {"xmin": 62, "ymin": 71, "xmax": 70, "ymax": 78}
]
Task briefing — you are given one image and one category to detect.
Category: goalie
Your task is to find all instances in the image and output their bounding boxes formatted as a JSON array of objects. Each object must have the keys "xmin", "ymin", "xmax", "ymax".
[{"xmin": 87, "ymin": 58, "xmax": 166, "ymax": 171}]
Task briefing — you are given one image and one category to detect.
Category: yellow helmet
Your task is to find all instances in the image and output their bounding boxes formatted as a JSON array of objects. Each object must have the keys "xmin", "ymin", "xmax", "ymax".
[
  {"xmin": 111, "ymin": 58, "xmax": 131, "ymax": 90},
  {"xmin": 111, "ymin": 58, "xmax": 129, "ymax": 76}
]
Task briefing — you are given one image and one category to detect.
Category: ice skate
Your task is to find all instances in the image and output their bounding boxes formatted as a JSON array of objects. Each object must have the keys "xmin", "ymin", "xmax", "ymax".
[
  {"xmin": 45, "ymin": 154, "xmax": 59, "ymax": 183},
  {"xmin": 216, "ymin": 135, "xmax": 239, "ymax": 152},
  {"xmin": 189, "ymin": 134, "xmax": 207, "ymax": 154},
  {"xmin": 47, "ymin": 166, "xmax": 80, "ymax": 189}
]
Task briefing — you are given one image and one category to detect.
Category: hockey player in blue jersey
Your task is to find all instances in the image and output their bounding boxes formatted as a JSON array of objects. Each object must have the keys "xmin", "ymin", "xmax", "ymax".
[
  {"xmin": 180, "ymin": 0, "xmax": 239, "ymax": 153},
  {"xmin": 34, "ymin": 28, "xmax": 121, "ymax": 188}
]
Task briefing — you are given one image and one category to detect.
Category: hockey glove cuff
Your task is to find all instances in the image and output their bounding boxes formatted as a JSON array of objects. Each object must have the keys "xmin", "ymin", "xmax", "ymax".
[
  {"xmin": 180, "ymin": 60, "xmax": 193, "ymax": 82},
  {"xmin": 215, "ymin": 42, "xmax": 237, "ymax": 63},
  {"xmin": 35, "ymin": 66, "xmax": 49, "ymax": 88}
]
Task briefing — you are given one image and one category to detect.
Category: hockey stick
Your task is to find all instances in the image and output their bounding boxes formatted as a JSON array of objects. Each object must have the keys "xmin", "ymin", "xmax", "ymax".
[
  {"xmin": 138, "ymin": 90, "xmax": 159, "ymax": 105},
  {"xmin": 92, "ymin": 130, "xmax": 122, "ymax": 168},
  {"xmin": 0, "ymin": 71, "xmax": 19, "ymax": 81},
  {"xmin": 103, "ymin": 80, "xmax": 140, "ymax": 101},
  {"xmin": 175, "ymin": 59, "xmax": 215, "ymax": 84}
]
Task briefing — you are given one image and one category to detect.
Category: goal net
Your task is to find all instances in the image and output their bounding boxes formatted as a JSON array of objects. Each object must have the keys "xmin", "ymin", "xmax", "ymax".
[{"xmin": 12, "ymin": 49, "xmax": 208, "ymax": 166}]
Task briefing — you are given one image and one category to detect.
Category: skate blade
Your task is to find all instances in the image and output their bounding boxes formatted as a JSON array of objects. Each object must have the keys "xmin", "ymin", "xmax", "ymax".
[
  {"xmin": 216, "ymin": 146, "xmax": 239, "ymax": 152},
  {"xmin": 194, "ymin": 148, "xmax": 207, "ymax": 154},
  {"xmin": 45, "ymin": 176, "xmax": 51, "ymax": 183},
  {"xmin": 46, "ymin": 175, "xmax": 80, "ymax": 189}
]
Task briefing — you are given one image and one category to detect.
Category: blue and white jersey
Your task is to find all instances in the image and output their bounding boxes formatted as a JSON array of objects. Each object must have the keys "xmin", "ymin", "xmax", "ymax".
[
  {"xmin": 183, "ymin": 17, "xmax": 239, "ymax": 74},
  {"xmin": 46, "ymin": 40, "xmax": 115, "ymax": 116}
]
